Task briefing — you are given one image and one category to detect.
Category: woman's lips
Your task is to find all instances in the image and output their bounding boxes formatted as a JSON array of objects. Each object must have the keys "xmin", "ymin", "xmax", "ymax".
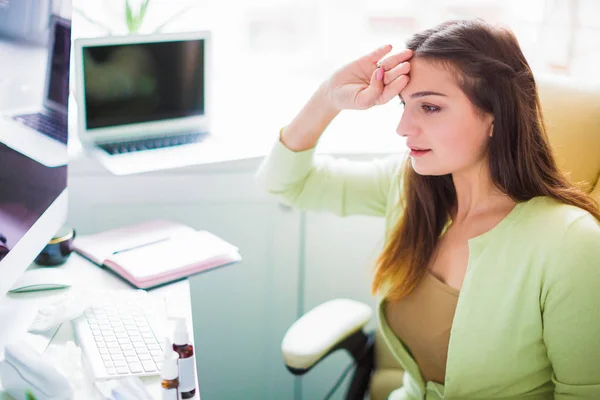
[{"xmin": 409, "ymin": 149, "xmax": 431, "ymax": 157}]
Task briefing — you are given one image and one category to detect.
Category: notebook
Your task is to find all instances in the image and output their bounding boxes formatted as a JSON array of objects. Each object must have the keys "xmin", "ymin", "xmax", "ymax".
[{"xmin": 72, "ymin": 220, "xmax": 241, "ymax": 289}]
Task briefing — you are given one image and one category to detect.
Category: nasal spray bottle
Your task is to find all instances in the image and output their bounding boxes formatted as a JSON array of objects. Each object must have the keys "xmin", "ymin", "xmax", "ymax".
[
  {"xmin": 161, "ymin": 338, "xmax": 180, "ymax": 400},
  {"xmin": 172, "ymin": 318, "xmax": 196, "ymax": 399}
]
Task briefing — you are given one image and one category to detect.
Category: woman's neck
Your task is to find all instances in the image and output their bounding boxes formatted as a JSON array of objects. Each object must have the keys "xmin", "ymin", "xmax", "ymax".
[{"xmin": 450, "ymin": 161, "xmax": 512, "ymax": 223}]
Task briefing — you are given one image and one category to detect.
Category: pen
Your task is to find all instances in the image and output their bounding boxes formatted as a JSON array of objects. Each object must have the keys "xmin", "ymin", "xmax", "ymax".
[{"xmin": 112, "ymin": 237, "xmax": 170, "ymax": 255}]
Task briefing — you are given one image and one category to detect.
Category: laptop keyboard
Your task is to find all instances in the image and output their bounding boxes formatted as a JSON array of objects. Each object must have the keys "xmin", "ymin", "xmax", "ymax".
[
  {"xmin": 13, "ymin": 112, "xmax": 68, "ymax": 144},
  {"xmin": 99, "ymin": 132, "xmax": 209, "ymax": 155}
]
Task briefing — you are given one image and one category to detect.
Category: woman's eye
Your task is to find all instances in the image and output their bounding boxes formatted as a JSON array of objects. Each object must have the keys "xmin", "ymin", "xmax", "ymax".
[{"xmin": 422, "ymin": 104, "xmax": 440, "ymax": 114}]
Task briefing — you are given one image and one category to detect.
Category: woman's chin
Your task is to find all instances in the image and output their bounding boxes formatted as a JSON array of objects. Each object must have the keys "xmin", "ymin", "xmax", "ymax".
[{"xmin": 410, "ymin": 159, "xmax": 448, "ymax": 176}]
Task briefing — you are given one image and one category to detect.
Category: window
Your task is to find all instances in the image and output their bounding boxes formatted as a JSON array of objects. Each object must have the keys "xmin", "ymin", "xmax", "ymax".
[{"xmin": 73, "ymin": 0, "xmax": 599, "ymax": 150}]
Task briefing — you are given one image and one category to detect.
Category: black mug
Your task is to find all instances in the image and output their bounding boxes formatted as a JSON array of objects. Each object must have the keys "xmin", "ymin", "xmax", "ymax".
[
  {"xmin": 0, "ymin": 233, "xmax": 8, "ymax": 262},
  {"xmin": 34, "ymin": 226, "xmax": 76, "ymax": 266}
]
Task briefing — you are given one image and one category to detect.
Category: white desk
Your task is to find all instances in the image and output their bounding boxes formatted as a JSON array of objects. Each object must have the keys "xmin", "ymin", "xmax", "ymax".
[{"xmin": 0, "ymin": 253, "xmax": 201, "ymax": 399}]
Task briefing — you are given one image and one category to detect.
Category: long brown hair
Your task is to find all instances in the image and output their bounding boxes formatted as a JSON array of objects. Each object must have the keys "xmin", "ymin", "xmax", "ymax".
[{"xmin": 372, "ymin": 19, "xmax": 600, "ymax": 301}]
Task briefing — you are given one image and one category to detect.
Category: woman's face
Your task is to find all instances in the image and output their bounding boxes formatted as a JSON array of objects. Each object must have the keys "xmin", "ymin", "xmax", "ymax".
[{"xmin": 397, "ymin": 57, "xmax": 494, "ymax": 176}]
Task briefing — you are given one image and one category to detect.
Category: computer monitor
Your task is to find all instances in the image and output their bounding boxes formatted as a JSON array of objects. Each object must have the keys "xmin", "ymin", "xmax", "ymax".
[{"xmin": 0, "ymin": 144, "xmax": 67, "ymax": 298}]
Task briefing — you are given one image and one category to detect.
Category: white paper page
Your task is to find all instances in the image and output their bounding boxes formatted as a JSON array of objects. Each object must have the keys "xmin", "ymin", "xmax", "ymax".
[
  {"xmin": 72, "ymin": 220, "xmax": 195, "ymax": 263},
  {"xmin": 108, "ymin": 230, "xmax": 239, "ymax": 280}
]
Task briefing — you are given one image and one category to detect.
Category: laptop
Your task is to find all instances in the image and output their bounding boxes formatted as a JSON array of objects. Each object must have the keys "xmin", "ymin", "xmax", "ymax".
[
  {"xmin": 74, "ymin": 31, "xmax": 223, "ymax": 175},
  {"xmin": 0, "ymin": 15, "xmax": 70, "ymax": 167}
]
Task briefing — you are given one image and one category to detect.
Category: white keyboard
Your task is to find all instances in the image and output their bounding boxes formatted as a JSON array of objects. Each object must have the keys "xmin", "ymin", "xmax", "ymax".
[{"xmin": 72, "ymin": 290, "xmax": 167, "ymax": 380}]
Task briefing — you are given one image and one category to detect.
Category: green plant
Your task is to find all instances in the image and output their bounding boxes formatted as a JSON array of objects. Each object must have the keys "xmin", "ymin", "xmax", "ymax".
[
  {"xmin": 25, "ymin": 390, "xmax": 37, "ymax": 400},
  {"xmin": 125, "ymin": 0, "xmax": 151, "ymax": 33}
]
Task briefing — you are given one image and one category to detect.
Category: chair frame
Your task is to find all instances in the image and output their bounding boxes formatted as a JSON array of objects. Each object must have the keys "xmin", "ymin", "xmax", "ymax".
[{"xmin": 286, "ymin": 329, "xmax": 376, "ymax": 400}]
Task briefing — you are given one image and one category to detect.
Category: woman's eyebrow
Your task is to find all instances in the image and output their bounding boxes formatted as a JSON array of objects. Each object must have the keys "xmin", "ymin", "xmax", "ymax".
[{"xmin": 399, "ymin": 91, "xmax": 448, "ymax": 102}]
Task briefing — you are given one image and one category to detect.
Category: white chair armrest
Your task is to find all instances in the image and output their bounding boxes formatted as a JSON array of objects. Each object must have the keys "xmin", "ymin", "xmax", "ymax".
[{"xmin": 281, "ymin": 299, "xmax": 373, "ymax": 371}]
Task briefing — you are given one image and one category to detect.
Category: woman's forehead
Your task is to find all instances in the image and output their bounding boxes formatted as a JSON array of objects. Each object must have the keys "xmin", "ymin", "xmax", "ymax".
[{"xmin": 401, "ymin": 57, "xmax": 463, "ymax": 99}]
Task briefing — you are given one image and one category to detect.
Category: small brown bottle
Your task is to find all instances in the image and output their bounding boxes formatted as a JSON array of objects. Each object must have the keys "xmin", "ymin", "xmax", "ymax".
[
  {"xmin": 173, "ymin": 318, "xmax": 196, "ymax": 399},
  {"xmin": 161, "ymin": 338, "xmax": 180, "ymax": 400}
]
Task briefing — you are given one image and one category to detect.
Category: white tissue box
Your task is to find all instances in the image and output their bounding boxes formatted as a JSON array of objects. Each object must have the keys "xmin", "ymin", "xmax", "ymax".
[{"xmin": 0, "ymin": 341, "xmax": 72, "ymax": 400}]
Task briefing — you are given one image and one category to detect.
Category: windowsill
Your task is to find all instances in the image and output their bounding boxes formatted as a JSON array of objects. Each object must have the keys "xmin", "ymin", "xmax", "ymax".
[{"xmin": 68, "ymin": 117, "xmax": 407, "ymax": 177}]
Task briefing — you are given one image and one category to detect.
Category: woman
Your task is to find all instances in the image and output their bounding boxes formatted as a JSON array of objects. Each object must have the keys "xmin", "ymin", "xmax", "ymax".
[{"xmin": 256, "ymin": 19, "xmax": 600, "ymax": 399}]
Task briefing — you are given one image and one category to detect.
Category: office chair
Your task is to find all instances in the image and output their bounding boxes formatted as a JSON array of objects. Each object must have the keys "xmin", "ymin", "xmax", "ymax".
[{"xmin": 281, "ymin": 76, "xmax": 600, "ymax": 400}]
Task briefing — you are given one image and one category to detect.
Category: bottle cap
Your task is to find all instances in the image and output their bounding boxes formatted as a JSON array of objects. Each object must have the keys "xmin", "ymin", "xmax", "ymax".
[
  {"xmin": 172, "ymin": 318, "xmax": 189, "ymax": 346},
  {"xmin": 161, "ymin": 337, "xmax": 180, "ymax": 381}
]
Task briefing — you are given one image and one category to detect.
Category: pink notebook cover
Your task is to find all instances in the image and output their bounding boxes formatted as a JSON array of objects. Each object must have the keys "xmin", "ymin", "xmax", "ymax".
[{"xmin": 105, "ymin": 253, "xmax": 241, "ymax": 289}]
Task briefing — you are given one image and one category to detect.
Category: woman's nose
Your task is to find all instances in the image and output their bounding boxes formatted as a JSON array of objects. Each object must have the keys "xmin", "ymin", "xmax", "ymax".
[{"xmin": 396, "ymin": 112, "xmax": 418, "ymax": 137}]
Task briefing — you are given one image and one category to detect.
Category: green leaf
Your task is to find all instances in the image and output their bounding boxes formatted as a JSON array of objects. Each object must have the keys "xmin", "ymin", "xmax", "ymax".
[
  {"xmin": 125, "ymin": 0, "xmax": 151, "ymax": 33},
  {"xmin": 25, "ymin": 390, "xmax": 37, "ymax": 400},
  {"xmin": 125, "ymin": 0, "xmax": 134, "ymax": 32},
  {"xmin": 140, "ymin": 0, "xmax": 151, "ymax": 19}
]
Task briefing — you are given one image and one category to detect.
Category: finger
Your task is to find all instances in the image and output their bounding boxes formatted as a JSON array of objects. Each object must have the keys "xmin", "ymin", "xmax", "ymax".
[
  {"xmin": 380, "ymin": 75, "xmax": 410, "ymax": 104},
  {"xmin": 378, "ymin": 49, "xmax": 413, "ymax": 71},
  {"xmin": 356, "ymin": 67, "xmax": 385, "ymax": 108},
  {"xmin": 364, "ymin": 44, "xmax": 393, "ymax": 63},
  {"xmin": 383, "ymin": 61, "xmax": 411, "ymax": 85}
]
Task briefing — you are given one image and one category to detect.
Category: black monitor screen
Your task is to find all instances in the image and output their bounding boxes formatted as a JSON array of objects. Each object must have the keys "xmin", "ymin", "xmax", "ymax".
[
  {"xmin": 0, "ymin": 143, "xmax": 66, "ymax": 252},
  {"xmin": 47, "ymin": 22, "xmax": 71, "ymax": 109},
  {"xmin": 82, "ymin": 39, "xmax": 205, "ymax": 130}
]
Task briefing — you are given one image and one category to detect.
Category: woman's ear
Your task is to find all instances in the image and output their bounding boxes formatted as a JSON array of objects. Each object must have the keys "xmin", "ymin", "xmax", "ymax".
[{"xmin": 489, "ymin": 121, "xmax": 494, "ymax": 137}]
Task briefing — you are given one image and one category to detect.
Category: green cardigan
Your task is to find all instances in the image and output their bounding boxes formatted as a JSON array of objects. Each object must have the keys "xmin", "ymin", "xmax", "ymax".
[{"xmin": 256, "ymin": 139, "xmax": 600, "ymax": 399}]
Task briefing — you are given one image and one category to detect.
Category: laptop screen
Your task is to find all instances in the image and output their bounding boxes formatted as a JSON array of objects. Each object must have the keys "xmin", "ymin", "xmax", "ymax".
[
  {"xmin": 46, "ymin": 20, "xmax": 71, "ymax": 111},
  {"xmin": 82, "ymin": 39, "xmax": 206, "ymax": 130}
]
